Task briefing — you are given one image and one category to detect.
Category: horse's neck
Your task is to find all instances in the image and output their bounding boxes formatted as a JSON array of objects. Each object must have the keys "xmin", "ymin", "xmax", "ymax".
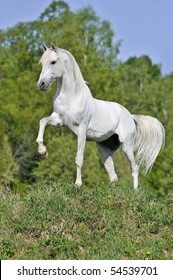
[
  {"xmin": 55, "ymin": 71, "xmax": 92, "ymax": 102},
  {"xmin": 61, "ymin": 71, "xmax": 74, "ymax": 91},
  {"xmin": 54, "ymin": 50, "xmax": 93, "ymax": 105},
  {"xmin": 55, "ymin": 73, "xmax": 76, "ymax": 101}
]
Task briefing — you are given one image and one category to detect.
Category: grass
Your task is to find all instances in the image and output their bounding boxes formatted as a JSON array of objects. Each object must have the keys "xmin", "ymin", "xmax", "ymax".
[{"xmin": 0, "ymin": 182, "xmax": 173, "ymax": 260}]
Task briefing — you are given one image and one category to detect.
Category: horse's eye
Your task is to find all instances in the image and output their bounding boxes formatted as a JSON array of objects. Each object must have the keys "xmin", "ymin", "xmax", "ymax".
[{"xmin": 51, "ymin": 60, "xmax": 56, "ymax": 65}]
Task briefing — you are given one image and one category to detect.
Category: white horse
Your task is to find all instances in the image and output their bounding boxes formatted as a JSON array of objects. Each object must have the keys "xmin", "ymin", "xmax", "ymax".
[{"xmin": 36, "ymin": 43, "xmax": 165, "ymax": 190}]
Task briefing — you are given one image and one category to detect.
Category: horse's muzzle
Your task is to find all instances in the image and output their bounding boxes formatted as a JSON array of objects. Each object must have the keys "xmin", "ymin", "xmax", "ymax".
[{"xmin": 37, "ymin": 81, "xmax": 48, "ymax": 91}]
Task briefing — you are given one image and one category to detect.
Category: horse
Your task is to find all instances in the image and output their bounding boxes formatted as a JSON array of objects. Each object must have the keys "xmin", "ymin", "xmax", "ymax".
[{"xmin": 36, "ymin": 43, "xmax": 165, "ymax": 190}]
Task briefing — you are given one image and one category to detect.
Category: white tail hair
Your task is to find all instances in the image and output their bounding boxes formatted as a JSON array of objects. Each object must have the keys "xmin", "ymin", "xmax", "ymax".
[{"xmin": 133, "ymin": 115, "xmax": 165, "ymax": 173}]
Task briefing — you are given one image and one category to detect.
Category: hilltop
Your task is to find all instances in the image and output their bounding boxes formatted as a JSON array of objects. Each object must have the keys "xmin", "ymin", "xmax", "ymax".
[{"xmin": 0, "ymin": 182, "xmax": 172, "ymax": 259}]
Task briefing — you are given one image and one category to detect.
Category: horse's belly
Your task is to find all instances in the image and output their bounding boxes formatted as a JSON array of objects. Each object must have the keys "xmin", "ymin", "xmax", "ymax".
[
  {"xmin": 86, "ymin": 116, "xmax": 118, "ymax": 141},
  {"xmin": 86, "ymin": 128, "xmax": 114, "ymax": 141}
]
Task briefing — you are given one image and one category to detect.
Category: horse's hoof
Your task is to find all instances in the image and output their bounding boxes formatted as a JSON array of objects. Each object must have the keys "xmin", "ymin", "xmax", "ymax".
[
  {"xmin": 38, "ymin": 146, "xmax": 48, "ymax": 159},
  {"xmin": 40, "ymin": 151, "xmax": 48, "ymax": 159},
  {"xmin": 75, "ymin": 181, "xmax": 82, "ymax": 188}
]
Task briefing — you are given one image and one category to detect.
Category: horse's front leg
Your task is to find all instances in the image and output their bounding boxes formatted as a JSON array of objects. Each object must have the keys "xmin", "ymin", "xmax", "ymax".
[
  {"xmin": 36, "ymin": 116, "xmax": 49, "ymax": 158},
  {"xmin": 36, "ymin": 112, "xmax": 63, "ymax": 159},
  {"xmin": 75, "ymin": 128, "xmax": 87, "ymax": 187}
]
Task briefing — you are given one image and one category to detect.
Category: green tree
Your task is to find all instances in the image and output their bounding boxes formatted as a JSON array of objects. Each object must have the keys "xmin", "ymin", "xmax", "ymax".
[
  {"xmin": 0, "ymin": 130, "xmax": 19, "ymax": 190},
  {"xmin": 0, "ymin": 1, "xmax": 172, "ymax": 194}
]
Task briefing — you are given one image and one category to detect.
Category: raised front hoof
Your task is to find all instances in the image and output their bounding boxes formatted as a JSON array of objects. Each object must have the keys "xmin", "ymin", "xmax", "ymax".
[
  {"xmin": 39, "ymin": 151, "xmax": 48, "ymax": 159},
  {"xmin": 38, "ymin": 146, "xmax": 48, "ymax": 159}
]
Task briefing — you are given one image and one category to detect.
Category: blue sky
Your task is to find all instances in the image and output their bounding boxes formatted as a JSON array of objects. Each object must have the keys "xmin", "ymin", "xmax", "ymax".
[{"xmin": 0, "ymin": 0, "xmax": 173, "ymax": 75}]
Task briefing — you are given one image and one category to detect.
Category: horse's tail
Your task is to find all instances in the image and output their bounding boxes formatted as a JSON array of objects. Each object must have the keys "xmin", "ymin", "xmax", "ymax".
[{"xmin": 133, "ymin": 115, "xmax": 165, "ymax": 173}]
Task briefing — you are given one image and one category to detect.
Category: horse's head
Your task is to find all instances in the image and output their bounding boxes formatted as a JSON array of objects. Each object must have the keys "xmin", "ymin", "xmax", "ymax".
[{"xmin": 37, "ymin": 43, "xmax": 65, "ymax": 91}]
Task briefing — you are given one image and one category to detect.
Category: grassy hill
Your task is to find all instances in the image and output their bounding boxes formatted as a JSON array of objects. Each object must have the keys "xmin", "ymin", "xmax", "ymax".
[{"xmin": 0, "ymin": 182, "xmax": 172, "ymax": 260}]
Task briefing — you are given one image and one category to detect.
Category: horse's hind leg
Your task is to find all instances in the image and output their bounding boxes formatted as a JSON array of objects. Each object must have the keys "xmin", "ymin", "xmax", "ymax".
[
  {"xmin": 121, "ymin": 140, "xmax": 139, "ymax": 190},
  {"xmin": 96, "ymin": 142, "xmax": 118, "ymax": 182}
]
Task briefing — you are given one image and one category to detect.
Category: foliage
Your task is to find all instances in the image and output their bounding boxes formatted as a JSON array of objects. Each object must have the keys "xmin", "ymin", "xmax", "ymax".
[
  {"xmin": 0, "ymin": 182, "xmax": 172, "ymax": 259},
  {"xmin": 0, "ymin": 133, "xmax": 19, "ymax": 189},
  {"xmin": 0, "ymin": 1, "xmax": 172, "ymax": 195}
]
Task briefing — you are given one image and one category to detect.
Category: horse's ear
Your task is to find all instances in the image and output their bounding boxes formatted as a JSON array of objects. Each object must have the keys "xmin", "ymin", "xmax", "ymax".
[
  {"xmin": 51, "ymin": 43, "xmax": 57, "ymax": 52},
  {"xmin": 42, "ymin": 43, "xmax": 48, "ymax": 51}
]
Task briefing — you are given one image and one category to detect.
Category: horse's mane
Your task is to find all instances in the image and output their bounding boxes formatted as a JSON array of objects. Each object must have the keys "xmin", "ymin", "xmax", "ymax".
[{"xmin": 59, "ymin": 48, "xmax": 88, "ymax": 89}]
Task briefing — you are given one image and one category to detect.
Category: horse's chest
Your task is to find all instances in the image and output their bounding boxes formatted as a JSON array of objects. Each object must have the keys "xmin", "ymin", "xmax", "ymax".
[{"xmin": 54, "ymin": 101, "xmax": 81, "ymax": 134}]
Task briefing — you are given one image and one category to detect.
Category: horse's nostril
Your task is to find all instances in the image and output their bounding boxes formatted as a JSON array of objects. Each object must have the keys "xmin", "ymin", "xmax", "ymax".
[
  {"xmin": 37, "ymin": 81, "xmax": 45, "ymax": 89},
  {"xmin": 37, "ymin": 80, "xmax": 48, "ymax": 91}
]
